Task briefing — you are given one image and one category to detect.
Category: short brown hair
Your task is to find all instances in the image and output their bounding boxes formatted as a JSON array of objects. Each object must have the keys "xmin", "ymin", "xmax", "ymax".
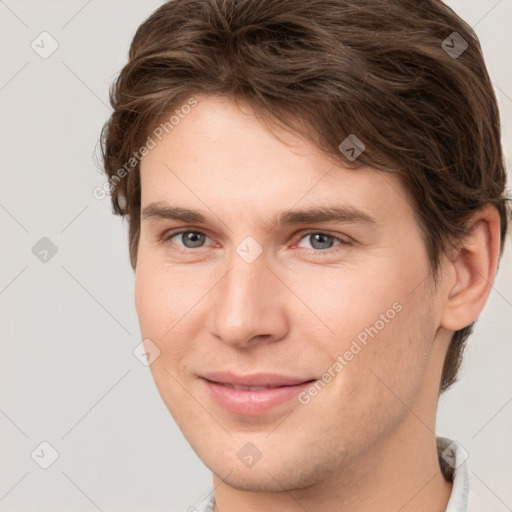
[{"xmin": 100, "ymin": 0, "xmax": 510, "ymax": 392}]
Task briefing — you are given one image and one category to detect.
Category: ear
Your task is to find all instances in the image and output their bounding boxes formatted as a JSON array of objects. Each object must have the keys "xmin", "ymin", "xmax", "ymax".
[{"xmin": 440, "ymin": 204, "xmax": 502, "ymax": 331}]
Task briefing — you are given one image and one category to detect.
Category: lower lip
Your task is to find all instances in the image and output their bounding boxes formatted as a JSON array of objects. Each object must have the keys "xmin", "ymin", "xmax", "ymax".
[{"xmin": 200, "ymin": 378, "xmax": 315, "ymax": 416}]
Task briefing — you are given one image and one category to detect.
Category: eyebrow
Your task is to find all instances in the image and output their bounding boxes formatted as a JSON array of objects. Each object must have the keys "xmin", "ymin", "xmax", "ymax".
[{"xmin": 141, "ymin": 202, "xmax": 377, "ymax": 229}]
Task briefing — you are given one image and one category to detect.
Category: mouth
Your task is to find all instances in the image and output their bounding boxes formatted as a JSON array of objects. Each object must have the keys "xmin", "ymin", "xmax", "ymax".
[
  {"xmin": 198, "ymin": 372, "xmax": 317, "ymax": 416},
  {"xmin": 210, "ymin": 383, "xmax": 293, "ymax": 391}
]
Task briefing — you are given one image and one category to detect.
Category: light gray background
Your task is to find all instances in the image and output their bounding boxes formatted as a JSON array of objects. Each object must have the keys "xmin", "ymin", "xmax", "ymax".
[{"xmin": 0, "ymin": 1, "xmax": 511, "ymax": 511}]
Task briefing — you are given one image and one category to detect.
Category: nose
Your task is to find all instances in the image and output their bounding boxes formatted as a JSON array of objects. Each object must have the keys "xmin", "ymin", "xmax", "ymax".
[{"xmin": 209, "ymin": 250, "xmax": 289, "ymax": 350}]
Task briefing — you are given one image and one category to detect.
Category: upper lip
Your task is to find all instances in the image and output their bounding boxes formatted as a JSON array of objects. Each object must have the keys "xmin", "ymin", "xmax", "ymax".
[{"xmin": 200, "ymin": 371, "xmax": 315, "ymax": 387}]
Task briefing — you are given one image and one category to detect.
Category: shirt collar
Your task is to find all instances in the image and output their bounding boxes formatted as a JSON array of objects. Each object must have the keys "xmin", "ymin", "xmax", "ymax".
[{"xmin": 437, "ymin": 436, "xmax": 470, "ymax": 511}]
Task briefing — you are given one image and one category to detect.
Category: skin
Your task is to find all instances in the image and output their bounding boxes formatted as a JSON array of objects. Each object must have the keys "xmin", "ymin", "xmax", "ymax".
[{"xmin": 135, "ymin": 94, "xmax": 501, "ymax": 512}]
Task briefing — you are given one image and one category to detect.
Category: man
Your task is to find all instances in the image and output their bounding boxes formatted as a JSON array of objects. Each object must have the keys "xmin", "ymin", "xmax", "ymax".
[{"xmin": 100, "ymin": 1, "xmax": 509, "ymax": 510}]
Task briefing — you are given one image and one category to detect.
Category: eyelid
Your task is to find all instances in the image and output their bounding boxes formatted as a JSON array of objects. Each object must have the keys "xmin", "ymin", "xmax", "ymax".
[{"xmin": 295, "ymin": 229, "xmax": 352, "ymax": 245}]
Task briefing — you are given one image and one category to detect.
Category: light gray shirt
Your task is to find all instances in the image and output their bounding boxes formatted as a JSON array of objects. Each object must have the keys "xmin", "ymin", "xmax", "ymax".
[{"xmin": 189, "ymin": 437, "xmax": 497, "ymax": 512}]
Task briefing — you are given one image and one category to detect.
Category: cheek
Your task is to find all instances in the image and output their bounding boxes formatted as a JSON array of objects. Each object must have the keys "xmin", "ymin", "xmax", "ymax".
[
  {"xmin": 336, "ymin": 282, "xmax": 435, "ymax": 420},
  {"xmin": 293, "ymin": 248, "xmax": 434, "ymax": 393},
  {"xmin": 134, "ymin": 256, "xmax": 211, "ymax": 372},
  {"xmin": 134, "ymin": 263, "xmax": 166, "ymax": 336},
  {"xmin": 135, "ymin": 252, "xmax": 194, "ymax": 332},
  {"xmin": 134, "ymin": 264, "xmax": 193, "ymax": 408},
  {"xmin": 288, "ymin": 264, "xmax": 404, "ymax": 346}
]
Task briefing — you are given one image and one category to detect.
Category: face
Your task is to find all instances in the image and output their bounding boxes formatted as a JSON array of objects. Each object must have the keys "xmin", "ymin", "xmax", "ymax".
[{"xmin": 135, "ymin": 94, "xmax": 447, "ymax": 491}]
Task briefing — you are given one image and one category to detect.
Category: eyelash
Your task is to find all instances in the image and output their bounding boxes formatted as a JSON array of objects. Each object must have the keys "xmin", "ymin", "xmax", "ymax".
[{"xmin": 161, "ymin": 229, "xmax": 352, "ymax": 256}]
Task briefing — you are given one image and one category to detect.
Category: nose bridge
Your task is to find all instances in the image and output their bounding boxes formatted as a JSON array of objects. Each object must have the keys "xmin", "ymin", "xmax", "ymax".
[
  {"xmin": 219, "ymin": 251, "xmax": 268, "ymax": 326},
  {"xmin": 211, "ymin": 245, "xmax": 285, "ymax": 347}
]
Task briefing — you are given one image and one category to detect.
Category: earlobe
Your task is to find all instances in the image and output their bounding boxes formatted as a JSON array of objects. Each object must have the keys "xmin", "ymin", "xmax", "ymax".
[{"xmin": 440, "ymin": 205, "xmax": 502, "ymax": 332}]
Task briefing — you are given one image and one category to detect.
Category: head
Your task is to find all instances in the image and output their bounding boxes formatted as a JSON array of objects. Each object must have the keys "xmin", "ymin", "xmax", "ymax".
[{"xmin": 100, "ymin": 0, "xmax": 509, "ymax": 493}]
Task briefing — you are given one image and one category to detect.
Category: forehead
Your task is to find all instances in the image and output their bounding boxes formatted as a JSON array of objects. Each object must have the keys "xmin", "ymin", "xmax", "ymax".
[{"xmin": 139, "ymin": 94, "xmax": 413, "ymax": 225}]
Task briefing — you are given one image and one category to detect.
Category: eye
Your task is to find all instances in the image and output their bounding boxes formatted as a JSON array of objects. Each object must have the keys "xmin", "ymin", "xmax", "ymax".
[
  {"xmin": 162, "ymin": 229, "xmax": 352, "ymax": 254},
  {"xmin": 296, "ymin": 231, "xmax": 351, "ymax": 252},
  {"xmin": 164, "ymin": 230, "xmax": 209, "ymax": 249}
]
